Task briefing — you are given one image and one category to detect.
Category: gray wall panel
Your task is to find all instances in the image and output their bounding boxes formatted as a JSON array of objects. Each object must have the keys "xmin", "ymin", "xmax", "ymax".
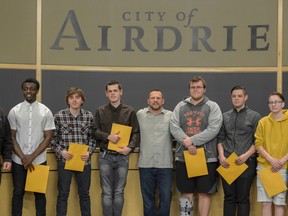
[
  {"xmin": 0, "ymin": 69, "xmax": 36, "ymax": 114},
  {"xmin": 42, "ymin": 71, "xmax": 276, "ymax": 116}
]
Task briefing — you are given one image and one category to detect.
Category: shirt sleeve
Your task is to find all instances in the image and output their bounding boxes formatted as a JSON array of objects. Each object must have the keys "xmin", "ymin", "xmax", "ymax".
[
  {"xmin": 170, "ymin": 102, "xmax": 187, "ymax": 144},
  {"xmin": 127, "ymin": 109, "xmax": 140, "ymax": 150},
  {"xmin": 1, "ymin": 113, "xmax": 12, "ymax": 162}
]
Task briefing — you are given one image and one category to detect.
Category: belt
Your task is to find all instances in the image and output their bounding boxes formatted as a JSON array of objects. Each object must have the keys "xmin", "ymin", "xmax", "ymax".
[{"xmin": 100, "ymin": 149, "xmax": 120, "ymax": 156}]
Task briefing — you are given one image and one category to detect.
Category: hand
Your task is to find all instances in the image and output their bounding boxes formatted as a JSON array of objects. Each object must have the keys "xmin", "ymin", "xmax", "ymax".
[
  {"xmin": 183, "ymin": 137, "xmax": 192, "ymax": 148},
  {"xmin": 235, "ymin": 154, "xmax": 248, "ymax": 165},
  {"xmin": 187, "ymin": 145, "xmax": 197, "ymax": 155},
  {"xmin": 2, "ymin": 162, "xmax": 12, "ymax": 171},
  {"xmin": 219, "ymin": 155, "xmax": 229, "ymax": 168},
  {"xmin": 117, "ymin": 146, "xmax": 132, "ymax": 155},
  {"xmin": 269, "ymin": 157, "xmax": 283, "ymax": 172},
  {"xmin": 81, "ymin": 151, "xmax": 89, "ymax": 161},
  {"xmin": 108, "ymin": 131, "xmax": 120, "ymax": 144},
  {"xmin": 21, "ymin": 155, "xmax": 35, "ymax": 171},
  {"xmin": 61, "ymin": 150, "xmax": 73, "ymax": 160}
]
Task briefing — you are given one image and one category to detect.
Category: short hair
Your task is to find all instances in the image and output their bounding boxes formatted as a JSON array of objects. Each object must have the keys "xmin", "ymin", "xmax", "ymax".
[
  {"xmin": 268, "ymin": 91, "xmax": 285, "ymax": 102},
  {"xmin": 105, "ymin": 80, "xmax": 122, "ymax": 91},
  {"xmin": 231, "ymin": 85, "xmax": 247, "ymax": 95},
  {"xmin": 65, "ymin": 87, "xmax": 86, "ymax": 105},
  {"xmin": 21, "ymin": 78, "xmax": 40, "ymax": 90},
  {"xmin": 148, "ymin": 89, "xmax": 164, "ymax": 98},
  {"xmin": 188, "ymin": 76, "xmax": 206, "ymax": 89}
]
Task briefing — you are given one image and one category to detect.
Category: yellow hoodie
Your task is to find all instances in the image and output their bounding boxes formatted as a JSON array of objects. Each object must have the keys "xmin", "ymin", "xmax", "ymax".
[{"xmin": 255, "ymin": 109, "xmax": 288, "ymax": 169}]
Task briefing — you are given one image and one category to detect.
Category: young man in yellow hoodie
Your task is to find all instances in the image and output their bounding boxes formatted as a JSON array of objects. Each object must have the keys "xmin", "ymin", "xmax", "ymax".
[{"xmin": 255, "ymin": 92, "xmax": 288, "ymax": 216}]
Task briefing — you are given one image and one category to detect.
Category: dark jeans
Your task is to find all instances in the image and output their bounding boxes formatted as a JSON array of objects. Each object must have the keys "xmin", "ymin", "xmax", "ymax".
[
  {"xmin": 222, "ymin": 157, "xmax": 256, "ymax": 216},
  {"xmin": 139, "ymin": 168, "xmax": 173, "ymax": 216},
  {"xmin": 12, "ymin": 161, "xmax": 46, "ymax": 216},
  {"xmin": 56, "ymin": 161, "xmax": 91, "ymax": 216}
]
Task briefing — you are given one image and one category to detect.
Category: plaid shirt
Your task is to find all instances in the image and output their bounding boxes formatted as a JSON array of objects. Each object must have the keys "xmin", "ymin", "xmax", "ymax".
[{"xmin": 50, "ymin": 108, "xmax": 96, "ymax": 165}]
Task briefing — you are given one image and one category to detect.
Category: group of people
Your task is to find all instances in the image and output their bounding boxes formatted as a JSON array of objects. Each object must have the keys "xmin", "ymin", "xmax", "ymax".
[{"xmin": 0, "ymin": 76, "xmax": 287, "ymax": 216}]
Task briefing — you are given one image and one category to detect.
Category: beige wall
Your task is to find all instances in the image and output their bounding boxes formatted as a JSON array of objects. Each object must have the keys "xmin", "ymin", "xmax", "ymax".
[{"xmin": 2, "ymin": 149, "xmax": 286, "ymax": 216}]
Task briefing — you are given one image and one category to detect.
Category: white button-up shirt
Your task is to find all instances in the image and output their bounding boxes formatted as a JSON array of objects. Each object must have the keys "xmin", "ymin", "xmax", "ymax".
[{"xmin": 8, "ymin": 100, "xmax": 55, "ymax": 165}]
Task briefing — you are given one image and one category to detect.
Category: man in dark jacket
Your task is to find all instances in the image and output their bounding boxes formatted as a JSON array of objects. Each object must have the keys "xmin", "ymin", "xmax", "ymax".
[{"xmin": 0, "ymin": 107, "xmax": 12, "ymax": 184}]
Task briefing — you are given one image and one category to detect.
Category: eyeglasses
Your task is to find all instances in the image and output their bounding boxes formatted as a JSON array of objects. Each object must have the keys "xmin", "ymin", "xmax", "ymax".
[
  {"xmin": 268, "ymin": 101, "xmax": 283, "ymax": 105},
  {"xmin": 190, "ymin": 86, "xmax": 204, "ymax": 90}
]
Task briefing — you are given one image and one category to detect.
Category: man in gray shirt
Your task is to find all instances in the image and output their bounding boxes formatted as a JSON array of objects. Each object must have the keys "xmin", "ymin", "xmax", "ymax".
[
  {"xmin": 170, "ymin": 76, "xmax": 222, "ymax": 216},
  {"xmin": 137, "ymin": 89, "xmax": 173, "ymax": 216}
]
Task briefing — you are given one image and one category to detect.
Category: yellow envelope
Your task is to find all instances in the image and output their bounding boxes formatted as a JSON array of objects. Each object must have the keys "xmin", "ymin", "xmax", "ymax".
[
  {"xmin": 184, "ymin": 148, "xmax": 208, "ymax": 178},
  {"xmin": 108, "ymin": 123, "xmax": 132, "ymax": 152},
  {"xmin": 216, "ymin": 152, "xmax": 248, "ymax": 185},
  {"xmin": 258, "ymin": 166, "xmax": 287, "ymax": 198},
  {"xmin": 25, "ymin": 164, "xmax": 50, "ymax": 193},
  {"xmin": 64, "ymin": 143, "xmax": 88, "ymax": 172}
]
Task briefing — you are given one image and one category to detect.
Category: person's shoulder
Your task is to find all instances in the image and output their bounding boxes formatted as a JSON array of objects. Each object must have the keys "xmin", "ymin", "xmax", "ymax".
[
  {"xmin": 38, "ymin": 102, "xmax": 53, "ymax": 111},
  {"xmin": 81, "ymin": 108, "xmax": 93, "ymax": 116},
  {"xmin": 222, "ymin": 108, "xmax": 233, "ymax": 116},
  {"xmin": 206, "ymin": 99, "xmax": 221, "ymax": 110},
  {"xmin": 96, "ymin": 104, "xmax": 108, "ymax": 110},
  {"xmin": 247, "ymin": 108, "xmax": 261, "ymax": 116},
  {"xmin": 55, "ymin": 108, "xmax": 68, "ymax": 115},
  {"xmin": 9, "ymin": 102, "xmax": 24, "ymax": 113},
  {"xmin": 163, "ymin": 108, "xmax": 172, "ymax": 115},
  {"xmin": 258, "ymin": 115, "xmax": 269, "ymax": 123},
  {"xmin": 136, "ymin": 107, "xmax": 146, "ymax": 115}
]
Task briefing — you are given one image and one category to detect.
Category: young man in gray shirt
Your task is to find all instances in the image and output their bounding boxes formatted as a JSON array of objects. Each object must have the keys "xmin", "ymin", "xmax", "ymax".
[{"xmin": 217, "ymin": 85, "xmax": 261, "ymax": 216}]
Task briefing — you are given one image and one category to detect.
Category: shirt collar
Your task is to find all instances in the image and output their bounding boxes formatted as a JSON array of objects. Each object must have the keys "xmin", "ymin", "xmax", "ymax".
[
  {"xmin": 233, "ymin": 104, "xmax": 248, "ymax": 113},
  {"xmin": 145, "ymin": 107, "xmax": 166, "ymax": 114},
  {"xmin": 65, "ymin": 107, "xmax": 83, "ymax": 116},
  {"xmin": 108, "ymin": 103, "xmax": 122, "ymax": 110},
  {"xmin": 23, "ymin": 100, "xmax": 38, "ymax": 107}
]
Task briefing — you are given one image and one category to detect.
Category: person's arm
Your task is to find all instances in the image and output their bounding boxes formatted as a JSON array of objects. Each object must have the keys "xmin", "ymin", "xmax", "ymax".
[
  {"xmin": 81, "ymin": 114, "xmax": 97, "ymax": 161},
  {"xmin": 1, "ymin": 114, "xmax": 12, "ymax": 171},
  {"xmin": 236, "ymin": 145, "xmax": 255, "ymax": 165},
  {"xmin": 11, "ymin": 129, "xmax": 26, "ymax": 164},
  {"xmin": 236, "ymin": 112, "xmax": 261, "ymax": 165},
  {"xmin": 218, "ymin": 143, "xmax": 229, "ymax": 168},
  {"xmin": 280, "ymin": 153, "xmax": 288, "ymax": 166},
  {"xmin": 1, "ymin": 114, "xmax": 12, "ymax": 169},
  {"xmin": 256, "ymin": 146, "xmax": 283, "ymax": 172},
  {"xmin": 118, "ymin": 109, "xmax": 140, "ymax": 155},
  {"xmin": 25, "ymin": 130, "xmax": 53, "ymax": 171},
  {"xmin": 170, "ymin": 102, "xmax": 188, "ymax": 144},
  {"xmin": 93, "ymin": 109, "xmax": 110, "ymax": 142}
]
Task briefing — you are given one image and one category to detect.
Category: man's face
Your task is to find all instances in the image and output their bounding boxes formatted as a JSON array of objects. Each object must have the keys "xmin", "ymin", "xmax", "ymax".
[
  {"xmin": 105, "ymin": 84, "xmax": 122, "ymax": 104},
  {"xmin": 231, "ymin": 89, "xmax": 247, "ymax": 110},
  {"xmin": 22, "ymin": 82, "xmax": 38, "ymax": 103},
  {"xmin": 148, "ymin": 91, "xmax": 164, "ymax": 111},
  {"xmin": 189, "ymin": 81, "xmax": 206, "ymax": 102},
  {"xmin": 68, "ymin": 93, "xmax": 83, "ymax": 110}
]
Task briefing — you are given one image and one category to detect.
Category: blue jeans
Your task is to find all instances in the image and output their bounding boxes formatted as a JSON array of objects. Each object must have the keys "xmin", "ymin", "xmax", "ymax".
[
  {"xmin": 139, "ymin": 168, "xmax": 173, "ymax": 216},
  {"xmin": 99, "ymin": 152, "xmax": 129, "ymax": 216},
  {"xmin": 12, "ymin": 161, "xmax": 46, "ymax": 216},
  {"xmin": 222, "ymin": 157, "xmax": 256, "ymax": 216},
  {"xmin": 56, "ymin": 161, "xmax": 91, "ymax": 216}
]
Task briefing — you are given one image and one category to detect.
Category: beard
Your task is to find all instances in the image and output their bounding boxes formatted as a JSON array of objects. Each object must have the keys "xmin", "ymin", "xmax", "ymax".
[{"xmin": 149, "ymin": 103, "xmax": 162, "ymax": 111}]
